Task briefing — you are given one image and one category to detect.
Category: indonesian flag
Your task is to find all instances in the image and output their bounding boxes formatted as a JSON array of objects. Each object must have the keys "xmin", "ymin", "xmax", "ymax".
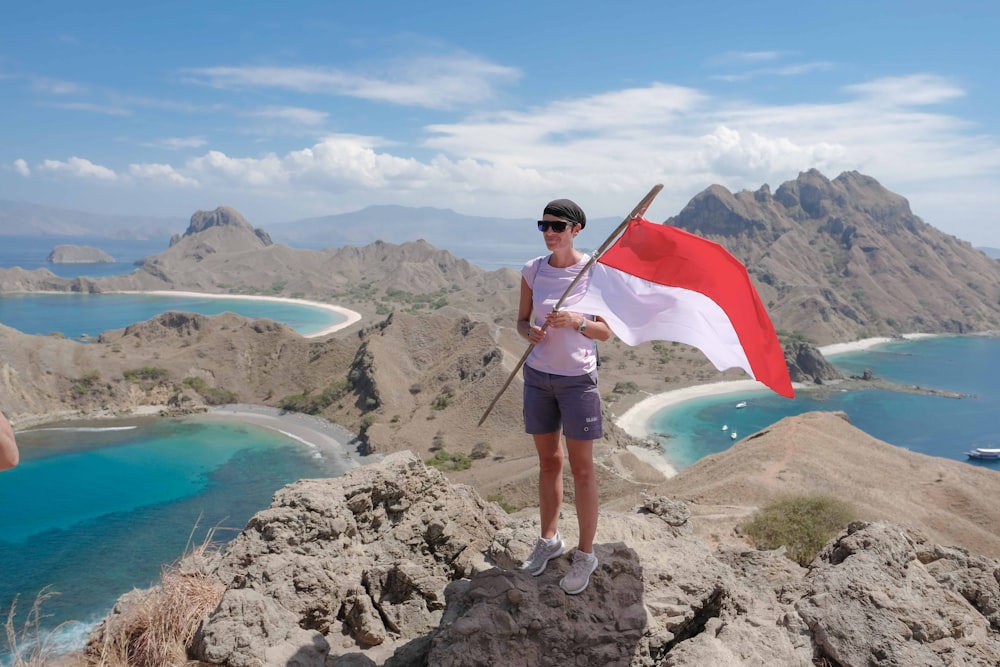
[{"xmin": 571, "ymin": 218, "xmax": 794, "ymax": 398}]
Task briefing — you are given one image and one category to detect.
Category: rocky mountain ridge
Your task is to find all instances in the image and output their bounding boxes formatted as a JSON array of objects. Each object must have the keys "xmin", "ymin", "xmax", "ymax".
[
  {"xmin": 3, "ymin": 171, "xmax": 999, "ymax": 348},
  {"xmin": 666, "ymin": 170, "xmax": 1000, "ymax": 343}
]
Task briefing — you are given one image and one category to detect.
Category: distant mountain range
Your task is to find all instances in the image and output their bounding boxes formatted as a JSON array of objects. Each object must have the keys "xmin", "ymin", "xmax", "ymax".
[
  {"xmin": 0, "ymin": 200, "xmax": 184, "ymax": 241},
  {"xmin": 1, "ymin": 194, "xmax": 997, "ymax": 267}
]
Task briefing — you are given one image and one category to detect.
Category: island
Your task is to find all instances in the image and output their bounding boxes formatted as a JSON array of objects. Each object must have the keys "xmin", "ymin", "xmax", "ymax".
[{"xmin": 46, "ymin": 244, "xmax": 115, "ymax": 264}]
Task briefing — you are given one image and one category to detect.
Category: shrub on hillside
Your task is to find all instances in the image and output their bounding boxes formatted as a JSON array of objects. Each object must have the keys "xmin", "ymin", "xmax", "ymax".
[
  {"xmin": 425, "ymin": 450, "xmax": 472, "ymax": 472},
  {"xmin": 741, "ymin": 495, "xmax": 857, "ymax": 567},
  {"xmin": 182, "ymin": 377, "xmax": 238, "ymax": 406}
]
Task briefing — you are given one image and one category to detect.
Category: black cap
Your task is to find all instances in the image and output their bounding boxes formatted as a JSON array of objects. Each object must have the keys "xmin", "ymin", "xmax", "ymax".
[{"xmin": 543, "ymin": 198, "xmax": 586, "ymax": 229}]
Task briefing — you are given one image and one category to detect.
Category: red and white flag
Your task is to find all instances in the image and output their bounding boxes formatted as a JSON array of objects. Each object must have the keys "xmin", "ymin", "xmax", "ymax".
[{"xmin": 571, "ymin": 218, "xmax": 794, "ymax": 398}]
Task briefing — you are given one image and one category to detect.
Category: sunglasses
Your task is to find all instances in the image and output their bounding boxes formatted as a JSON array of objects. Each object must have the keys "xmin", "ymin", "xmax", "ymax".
[{"xmin": 537, "ymin": 220, "xmax": 577, "ymax": 233}]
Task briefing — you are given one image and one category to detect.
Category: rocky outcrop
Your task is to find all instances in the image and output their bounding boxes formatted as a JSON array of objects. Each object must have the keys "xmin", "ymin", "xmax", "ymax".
[
  {"xmin": 170, "ymin": 206, "xmax": 273, "ymax": 247},
  {"xmin": 45, "ymin": 244, "xmax": 115, "ymax": 264},
  {"xmin": 91, "ymin": 449, "xmax": 1000, "ymax": 666},
  {"xmin": 784, "ymin": 341, "xmax": 843, "ymax": 384}
]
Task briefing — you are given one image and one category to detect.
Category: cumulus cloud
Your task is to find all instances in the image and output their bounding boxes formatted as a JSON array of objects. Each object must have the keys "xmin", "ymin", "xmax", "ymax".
[
  {"xmin": 18, "ymin": 71, "xmax": 1000, "ymax": 240},
  {"xmin": 128, "ymin": 163, "xmax": 200, "ymax": 187},
  {"xmin": 39, "ymin": 157, "xmax": 118, "ymax": 181},
  {"xmin": 13, "ymin": 159, "xmax": 30, "ymax": 177}
]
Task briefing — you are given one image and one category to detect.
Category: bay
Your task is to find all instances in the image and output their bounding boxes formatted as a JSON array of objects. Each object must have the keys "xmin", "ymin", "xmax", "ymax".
[
  {"xmin": 0, "ymin": 417, "xmax": 351, "ymax": 661},
  {"xmin": 648, "ymin": 335, "xmax": 1000, "ymax": 472},
  {"xmin": 0, "ymin": 292, "xmax": 346, "ymax": 339}
]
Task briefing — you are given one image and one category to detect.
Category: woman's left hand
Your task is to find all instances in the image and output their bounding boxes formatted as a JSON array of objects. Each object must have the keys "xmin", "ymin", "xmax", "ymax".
[{"xmin": 544, "ymin": 310, "xmax": 582, "ymax": 330}]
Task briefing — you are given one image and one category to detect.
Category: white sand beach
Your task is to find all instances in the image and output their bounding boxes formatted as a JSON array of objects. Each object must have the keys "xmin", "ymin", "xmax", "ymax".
[
  {"xmin": 116, "ymin": 290, "xmax": 362, "ymax": 337},
  {"xmin": 200, "ymin": 403, "xmax": 369, "ymax": 469},
  {"xmin": 614, "ymin": 334, "xmax": 936, "ymax": 477}
]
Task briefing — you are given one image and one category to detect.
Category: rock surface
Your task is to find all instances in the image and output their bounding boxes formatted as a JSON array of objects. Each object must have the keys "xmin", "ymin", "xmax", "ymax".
[{"xmin": 90, "ymin": 448, "xmax": 1000, "ymax": 666}]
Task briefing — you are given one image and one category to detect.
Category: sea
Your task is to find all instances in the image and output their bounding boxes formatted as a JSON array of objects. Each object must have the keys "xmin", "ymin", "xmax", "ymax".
[
  {"xmin": 2, "ymin": 235, "xmax": 999, "ymax": 660},
  {"xmin": 648, "ymin": 335, "xmax": 1000, "ymax": 472}
]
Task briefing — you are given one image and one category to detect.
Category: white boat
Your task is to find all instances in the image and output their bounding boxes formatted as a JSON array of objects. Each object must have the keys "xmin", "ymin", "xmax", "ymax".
[
  {"xmin": 730, "ymin": 432, "xmax": 738, "ymax": 440},
  {"xmin": 966, "ymin": 447, "xmax": 1000, "ymax": 460},
  {"xmin": 722, "ymin": 424, "xmax": 729, "ymax": 431},
  {"xmin": 735, "ymin": 401, "xmax": 747, "ymax": 409}
]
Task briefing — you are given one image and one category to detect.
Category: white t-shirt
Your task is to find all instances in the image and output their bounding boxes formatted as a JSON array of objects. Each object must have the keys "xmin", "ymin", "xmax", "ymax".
[{"xmin": 522, "ymin": 254, "xmax": 597, "ymax": 376}]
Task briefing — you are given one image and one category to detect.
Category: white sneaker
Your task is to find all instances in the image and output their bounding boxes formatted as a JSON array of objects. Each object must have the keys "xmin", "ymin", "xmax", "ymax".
[
  {"xmin": 559, "ymin": 549, "xmax": 598, "ymax": 594},
  {"xmin": 521, "ymin": 534, "xmax": 565, "ymax": 576}
]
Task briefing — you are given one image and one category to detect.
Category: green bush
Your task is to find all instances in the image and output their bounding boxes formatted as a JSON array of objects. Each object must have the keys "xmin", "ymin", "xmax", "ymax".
[
  {"xmin": 123, "ymin": 367, "xmax": 169, "ymax": 383},
  {"xmin": 182, "ymin": 377, "xmax": 239, "ymax": 406},
  {"xmin": 741, "ymin": 495, "xmax": 857, "ymax": 567},
  {"xmin": 612, "ymin": 381, "xmax": 639, "ymax": 394},
  {"xmin": 280, "ymin": 379, "xmax": 350, "ymax": 415},
  {"xmin": 425, "ymin": 449, "xmax": 472, "ymax": 472}
]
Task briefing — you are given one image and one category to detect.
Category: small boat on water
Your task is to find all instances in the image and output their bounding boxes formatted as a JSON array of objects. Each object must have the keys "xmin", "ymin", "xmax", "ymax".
[
  {"xmin": 722, "ymin": 424, "xmax": 729, "ymax": 431},
  {"xmin": 730, "ymin": 432, "xmax": 738, "ymax": 440},
  {"xmin": 966, "ymin": 447, "xmax": 1000, "ymax": 460},
  {"xmin": 735, "ymin": 401, "xmax": 747, "ymax": 409}
]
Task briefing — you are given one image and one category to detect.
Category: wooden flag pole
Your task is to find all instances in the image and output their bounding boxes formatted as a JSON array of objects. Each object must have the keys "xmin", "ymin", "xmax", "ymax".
[{"xmin": 477, "ymin": 183, "xmax": 664, "ymax": 426}]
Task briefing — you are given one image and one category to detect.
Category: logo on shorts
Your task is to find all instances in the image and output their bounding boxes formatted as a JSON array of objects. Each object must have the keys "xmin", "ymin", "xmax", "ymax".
[{"xmin": 585, "ymin": 416, "xmax": 598, "ymax": 423}]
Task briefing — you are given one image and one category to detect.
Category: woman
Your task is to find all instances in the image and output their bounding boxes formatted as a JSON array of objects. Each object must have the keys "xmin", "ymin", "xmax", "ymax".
[{"xmin": 517, "ymin": 198, "xmax": 611, "ymax": 595}]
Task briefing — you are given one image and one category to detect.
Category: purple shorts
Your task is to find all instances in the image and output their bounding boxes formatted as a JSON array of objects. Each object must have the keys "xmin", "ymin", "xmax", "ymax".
[{"xmin": 522, "ymin": 364, "xmax": 603, "ymax": 440}]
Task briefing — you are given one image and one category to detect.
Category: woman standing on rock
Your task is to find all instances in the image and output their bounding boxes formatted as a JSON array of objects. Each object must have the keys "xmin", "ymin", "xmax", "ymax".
[{"xmin": 517, "ymin": 198, "xmax": 611, "ymax": 595}]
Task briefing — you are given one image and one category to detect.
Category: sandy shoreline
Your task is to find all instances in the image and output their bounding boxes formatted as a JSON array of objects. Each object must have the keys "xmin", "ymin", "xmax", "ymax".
[
  {"xmin": 198, "ymin": 404, "xmax": 371, "ymax": 469},
  {"xmin": 115, "ymin": 290, "xmax": 362, "ymax": 337},
  {"xmin": 615, "ymin": 334, "xmax": 937, "ymax": 478}
]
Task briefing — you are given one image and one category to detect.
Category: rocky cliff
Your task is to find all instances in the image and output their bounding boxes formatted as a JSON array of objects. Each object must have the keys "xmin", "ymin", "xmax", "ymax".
[{"xmin": 89, "ymin": 440, "xmax": 1000, "ymax": 666}]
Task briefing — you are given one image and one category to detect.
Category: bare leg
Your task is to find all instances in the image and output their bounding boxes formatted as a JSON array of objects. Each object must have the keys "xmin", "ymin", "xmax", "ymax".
[
  {"xmin": 533, "ymin": 431, "xmax": 564, "ymax": 539},
  {"xmin": 565, "ymin": 437, "xmax": 597, "ymax": 553}
]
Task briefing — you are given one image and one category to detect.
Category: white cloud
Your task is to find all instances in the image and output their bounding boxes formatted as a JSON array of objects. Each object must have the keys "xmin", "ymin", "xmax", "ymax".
[
  {"xmin": 843, "ymin": 74, "xmax": 965, "ymax": 107},
  {"xmin": 17, "ymin": 71, "xmax": 1000, "ymax": 246},
  {"xmin": 30, "ymin": 76, "xmax": 88, "ymax": 95},
  {"xmin": 183, "ymin": 53, "xmax": 520, "ymax": 110},
  {"xmin": 44, "ymin": 101, "xmax": 131, "ymax": 116},
  {"xmin": 243, "ymin": 106, "xmax": 329, "ymax": 126},
  {"xmin": 128, "ymin": 163, "xmax": 200, "ymax": 187},
  {"xmin": 148, "ymin": 137, "xmax": 209, "ymax": 150},
  {"xmin": 39, "ymin": 157, "xmax": 118, "ymax": 181},
  {"xmin": 13, "ymin": 159, "xmax": 30, "ymax": 177}
]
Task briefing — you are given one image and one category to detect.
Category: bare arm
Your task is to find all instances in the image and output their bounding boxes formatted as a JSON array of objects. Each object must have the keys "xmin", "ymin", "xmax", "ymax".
[
  {"xmin": 0, "ymin": 411, "xmax": 18, "ymax": 471},
  {"xmin": 516, "ymin": 277, "xmax": 535, "ymax": 341}
]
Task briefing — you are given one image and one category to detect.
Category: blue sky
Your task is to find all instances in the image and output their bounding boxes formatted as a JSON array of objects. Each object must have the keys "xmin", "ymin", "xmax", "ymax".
[{"xmin": 2, "ymin": 0, "xmax": 999, "ymax": 245}]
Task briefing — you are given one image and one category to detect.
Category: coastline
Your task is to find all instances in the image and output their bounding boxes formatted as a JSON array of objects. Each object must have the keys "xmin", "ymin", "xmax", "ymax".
[
  {"xmin": 198, "ymin": 403, "xmax": 370, "ymax": 468},
  {"xmin": 613, "ymin": 334, "xmax": 937, "ymax": 478},
  {"xmin": 114, "ymin": 290, "xmax": 362, "ymax": 337}
]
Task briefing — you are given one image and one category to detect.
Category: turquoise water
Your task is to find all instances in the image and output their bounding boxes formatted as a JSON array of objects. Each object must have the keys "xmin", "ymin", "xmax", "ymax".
[
  {"xmin": 0, "ymin": 418, "xmax": 351, "ymax": 660},
  {"xmin": 649, "ymin": 335, "xmax": 1000, "ymax": 471},
  {"xmin": 0, "ymin": 292, "xmax": 345, "ymax": 339}
]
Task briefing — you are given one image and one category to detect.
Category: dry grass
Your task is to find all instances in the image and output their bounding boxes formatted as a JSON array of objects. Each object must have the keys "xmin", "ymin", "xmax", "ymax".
[
  {"xmin": 4, "ymin": 588, "xmax": 86, "ymax": 666},
  {"xmin": 85, "ymin": 527, "xmax": 227, "ymax": 667}
]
